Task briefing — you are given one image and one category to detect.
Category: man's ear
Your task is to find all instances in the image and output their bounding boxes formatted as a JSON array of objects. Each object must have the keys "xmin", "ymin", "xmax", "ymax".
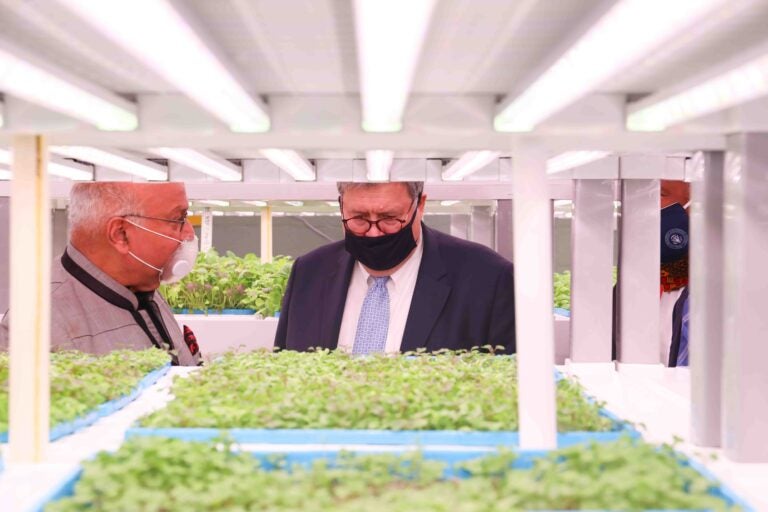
[{"xmin": 107, "ymin": 217, "xmax": 131, "ymax": 254}]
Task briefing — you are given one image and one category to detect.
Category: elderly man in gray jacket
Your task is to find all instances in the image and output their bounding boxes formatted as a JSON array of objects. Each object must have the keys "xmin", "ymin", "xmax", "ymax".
[{"xmin": 0, "ymin": 182, "xmax": 201, "ymax": 366}]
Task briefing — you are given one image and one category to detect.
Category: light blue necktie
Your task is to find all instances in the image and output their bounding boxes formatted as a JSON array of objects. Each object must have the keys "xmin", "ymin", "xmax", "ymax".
[{"xmin": 352, "ymin": 276, "xmax": 390, "ymax": 355}]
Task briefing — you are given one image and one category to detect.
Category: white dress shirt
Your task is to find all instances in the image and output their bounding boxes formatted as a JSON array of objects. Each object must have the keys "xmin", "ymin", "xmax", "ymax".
[{"xmin": 337, "ymin": 235, "xmax": 424, "ymax": 353}]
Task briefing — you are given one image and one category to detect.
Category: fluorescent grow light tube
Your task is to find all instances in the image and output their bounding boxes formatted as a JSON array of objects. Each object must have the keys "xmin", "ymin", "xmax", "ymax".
[
  {"xmin": 365, "ymin": 150, "xmax": 393, "ymax": 181},
  {"xmin": 546, "ymin": 151, "xmax": 610, "ymax": 175},
  {"xmin": 494, "ymin": 0, "xmax": 729, "ymax": 131},
  {"xmin": 0, "ymin": 42, "xmax": 137, "ymax": 131},
  {"xmin": 150, "ymin": 148, "xmax": 241, "ymax": 181},
  {"xmin": 50, "ymin": 146, "xmax": 167, "ymax": 181},
  {"xmin": 627, "ymin": 48, "xmax": 768, "ymax": 131},
  {"xmin": 60, "ymin": 0, "xmax": 270, "ymax": 132},
  {"xmin": 442, "ymin": 151, "xmax": 500, "ymax": 181},
  {"xmin": 260, "ymin": 149, "xmax": 315, "ymax": 181},
  {"xmin": 242, "ymin": 200, "xmax": 267, "ymax": 207},
  {"xmin": 0, "ymin": 148, "xmax": 93, "ymax": 180},
  {"xmin": 353, "ymin": 0, "xmax": 436, "ymax": 132}
]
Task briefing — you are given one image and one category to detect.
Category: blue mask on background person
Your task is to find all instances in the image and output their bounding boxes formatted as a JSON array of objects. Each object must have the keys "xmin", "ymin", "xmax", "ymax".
[{"xmin": 660, "ymin": 203, "xmax": 689, "ymax": 263}]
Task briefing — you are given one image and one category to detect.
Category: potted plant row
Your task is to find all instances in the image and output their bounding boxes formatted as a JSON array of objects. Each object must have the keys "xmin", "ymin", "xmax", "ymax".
[{"xmin": 160, "ymin": 250, "xmax": 292, "ymax": 317}]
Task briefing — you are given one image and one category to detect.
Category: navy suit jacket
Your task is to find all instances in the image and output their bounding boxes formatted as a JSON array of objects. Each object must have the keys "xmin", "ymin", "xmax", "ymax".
[{"xmin": 274, "ymin": 225, "xmax": 516, "ymax": 353}]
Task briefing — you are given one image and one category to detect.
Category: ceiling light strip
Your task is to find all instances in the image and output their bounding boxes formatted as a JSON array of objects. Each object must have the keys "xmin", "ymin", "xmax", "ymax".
[
  {"xmin": 0, "ymin": 43, "xmax": 137, "ymax": 131},
  {"xmin": 59, "ymin": 0, "xmax": 269, "ymax": 132},
  {"xmin": 50, "ymin": 146, "xmax": 167, "ymax": 181},
  {"xmin": 353, "ymin": 0, "xmax": 437, "ymax": 132},
  {"xmin": 365, "ymin": 150, "xmax": 393, "ymax": 181},
  {"xmin": 260, "ymin": 149, "xmax": 316, "ymax": 181},
  {"xmin": 150, "ymin": 148, "xmax": 242, "ymax": 181},
  {"xmin": 494, "ymin": 0, "xmax": 729, "ymax": 132},
  {"xmin": 442, "ymin": 151, "xmax": 500, "ymax": 181}
]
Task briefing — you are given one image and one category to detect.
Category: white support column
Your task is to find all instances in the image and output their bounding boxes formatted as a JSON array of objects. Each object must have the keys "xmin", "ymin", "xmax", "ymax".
[
  {"xmin": 617, "ymin": 179, "xmax": 660, "ymax": 364},
  {"xmin": 0, "ymin": 197, "xmax": 9, "ymax": 313},
  {"xmin": 512, "ymin": 147, "xmax": 557, "ymax": 450},
  {"xmin": 260, "ymin": 206, "xmax": 273, "ymax": 263},
  {"xmin": 8, "ymin": 135, "xmax": 51, "ymax": 464},
  {"xmin": 722, "ymin": 134, "xmax": 768, "ymax": 462},
  {"xmin": 469, "ymin": 205, "xmax": 494, "ymax": 249},
  {"xmin": 570, "ymin": 179, "xmax": 615, "ymax": 362},
  {"xmin": 689, "ymin": 151, "xmax": 725, "ymax": 448},
  {"xmin": 495, "ymin": 199, "xmax": 514, "ymax": 262},
  {"xmin": 200, "ymin": 209, "xmax": 213, "ymax": 252},
  {"xmin": 449, "ymin": 214, "xmax": 469, "ymax": 240}
]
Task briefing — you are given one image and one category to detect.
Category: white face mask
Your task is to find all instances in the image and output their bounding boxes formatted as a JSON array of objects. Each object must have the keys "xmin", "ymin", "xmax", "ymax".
[{"xmin": 125, "ymin": 219, "xmax": 199, "ymax": 284}]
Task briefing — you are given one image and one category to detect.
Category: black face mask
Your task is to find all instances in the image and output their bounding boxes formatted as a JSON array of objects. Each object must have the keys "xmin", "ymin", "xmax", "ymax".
[
  {"xmin": 660, "ymin": 203, "xmax": 689, "ymax": 263},
  {"xmin": 343, "ymin": 199, "xmax": 419, "ymax": 271}
]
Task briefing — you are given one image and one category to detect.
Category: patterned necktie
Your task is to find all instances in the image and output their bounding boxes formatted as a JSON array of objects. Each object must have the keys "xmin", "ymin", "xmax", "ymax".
[{"xmin": 352, "ymin": 276, "xmax": 390, "ymax": 355}]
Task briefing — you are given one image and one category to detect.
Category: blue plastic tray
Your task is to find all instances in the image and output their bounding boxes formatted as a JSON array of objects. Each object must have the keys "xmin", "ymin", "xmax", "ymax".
[
  {"xmin": 34, "ymin": 445, "xmax": 754, "ymax": 512},
  {"xmin": 0, "ymin": 363, "xmax": 170, "ymax": 443}
]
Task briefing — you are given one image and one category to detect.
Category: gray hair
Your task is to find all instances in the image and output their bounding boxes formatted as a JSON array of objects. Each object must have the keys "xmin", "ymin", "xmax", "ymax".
[
  {"xmin": 336, "ymin": 181, "xmax": 423, "ymax": 201},
  {"xmin": 68, "ymin": 182, "xmax": 142, "ymax": 239}
]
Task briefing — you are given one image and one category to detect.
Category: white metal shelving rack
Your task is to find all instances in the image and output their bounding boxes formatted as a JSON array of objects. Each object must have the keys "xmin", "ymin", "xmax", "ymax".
[{"xmin": 1, "ymin": 0, "xmax": 768, "ymax": 509}]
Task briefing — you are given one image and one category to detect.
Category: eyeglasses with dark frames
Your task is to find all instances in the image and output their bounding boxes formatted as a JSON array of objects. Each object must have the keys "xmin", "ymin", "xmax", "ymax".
[{"xmin": 341, "ymin": 198, "xmax": 418, "ymax": 235}]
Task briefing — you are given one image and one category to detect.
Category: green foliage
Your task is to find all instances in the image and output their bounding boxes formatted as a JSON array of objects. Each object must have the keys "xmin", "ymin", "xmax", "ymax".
[
  {"xmin": 46, "ymin": 436, "xmax": 739, "ymax": 511},
  {"xmin": 553, "ymin": 267, "xmax": 618, "ymax": 310},
  {"xmin": 141, "ymin": 351, "xmax": 615, "ymax": 432},
  {"xmin": 0, "ymin": 349, "xmax": 169, "ymax": 432},
  {"xmin": 160, "ymin": 250, "xmax": 293, "ymax": 316}
]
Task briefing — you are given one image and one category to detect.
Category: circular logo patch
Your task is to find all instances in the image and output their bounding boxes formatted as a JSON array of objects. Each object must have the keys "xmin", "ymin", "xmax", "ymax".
[{"xmin": 665, "ymin": 228, "xmax": 688, "ymax": 250}]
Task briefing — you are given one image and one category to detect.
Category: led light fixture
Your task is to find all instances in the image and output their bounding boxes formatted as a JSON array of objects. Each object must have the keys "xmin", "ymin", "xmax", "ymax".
[
  {"xmin": 0, "ymin": 42, "xmax": 137, "ymax": 130},
  {"xmin": 440, "ymin": 200, "xmax": 460, "ymax": 206},
  {"xmin": 60, "ymin": 0, "xmax": 269, "ymax": 132},
  {"xmin": 627, "ymin": 49, "xmax": 768, "ymax": 131},
  {"xmin": 494, "ymin": 0, "xmax": 729, "ymax": 131},
  {"xmin": 242, "ymin": 200, "xmax": 267, "ymax": 207},
  {"xmin": 197, "ymin": 200, "xmax": 230, "ymax": 207},
  {"xmin": 546, "ymin": 151, "xmax": 610, "ymax": 175},
  {"xmin": 50, "ymin": 146, "xmax": 167, "ymax": 181},
  {"xmin": 150, "ymin": 148, "xmax": 241, "ymax": 181},
  {"xmin": 365, "ymin": 150, "xmax": 393, "ymax": 181},
  {"xmin": 0, "ymin": 167, "xmax": 11, "ymax": 180},
  {"xmin": 0, "ymin": 148, "xmax": 93, "ymax": 180},
  {"xmin": 353, "ymin": 0, "xmax": 436, "ymax": 132},
  {"xmin": 442, "ymin": 151, "xmax": 500, "ymax": 181},
  {"xmin": 260, "ymin": 149, "xmax": 315, "ymax": 181},
  {"xmin": 284, "ymin": 201, "xmax": 304, "ymax": 207}
]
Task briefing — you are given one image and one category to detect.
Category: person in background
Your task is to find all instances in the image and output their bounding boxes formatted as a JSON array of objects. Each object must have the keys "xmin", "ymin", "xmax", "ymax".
[
  {"xmin": 659, "ymin": 179, "xmax": 690, "ymax": 367},
  {"xmin": 0, "ymin": 182, "xmax": 201, "ymax": 366},
  {"xmin": 275, "ymin": 181, "xmax": 516, "ymax": 354}
]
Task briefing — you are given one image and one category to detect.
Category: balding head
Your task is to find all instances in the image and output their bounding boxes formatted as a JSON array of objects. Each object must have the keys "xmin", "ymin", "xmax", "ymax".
[{"xmin": 69, "ymin": 182, "xmax": 185, "ymax": 245}]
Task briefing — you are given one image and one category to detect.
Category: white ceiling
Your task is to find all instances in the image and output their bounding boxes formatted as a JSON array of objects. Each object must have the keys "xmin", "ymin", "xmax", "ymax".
[{"xmin": 1, "ymin": 0, "xmax": 767, "ymax": 169}]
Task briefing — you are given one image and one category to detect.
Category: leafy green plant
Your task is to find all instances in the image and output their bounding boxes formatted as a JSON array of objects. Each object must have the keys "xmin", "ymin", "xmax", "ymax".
[
  {"xmin": 160, "ymin": 250, "xmax": 293, "ymax": 316},
  {"xmin": 46, "ymin": 436, "xmax": 740, "ymax": 511},
  {"xmin": 141, "ymin": 350, "xmax": 616, "ymax": 431},
  {"xmin": 0, "ymin": 349, "xmax": 169, "ymax": 432},
  {"xmin": 553, "ymin": 267, "xmax": 618, "ymax": 310}
]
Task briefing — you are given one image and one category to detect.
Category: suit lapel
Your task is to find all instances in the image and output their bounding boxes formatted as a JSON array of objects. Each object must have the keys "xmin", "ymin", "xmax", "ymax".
[
  {"xmin": 318, "ymin": 248, "xmax": 355, "ymax": 350},
  {"xmin": 401, "ymin": 227, "xmax": 451, "ymax": 352}
]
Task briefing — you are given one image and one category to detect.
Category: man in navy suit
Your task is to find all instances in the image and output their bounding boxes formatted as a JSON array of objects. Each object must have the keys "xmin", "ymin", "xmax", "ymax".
[{"xmin": 274, "ymin": 181, "xmax": 516, "ymax": 354}]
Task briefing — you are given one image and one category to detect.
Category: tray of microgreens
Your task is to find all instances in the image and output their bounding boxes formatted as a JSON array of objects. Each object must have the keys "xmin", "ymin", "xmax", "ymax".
[
  {"xmin": 41, "ymin": 436, "xmax": 751, "ymax": 512},
  {"xmin": 161, "ymin": 250, "xmax": 292, "ymax": 316},
  {"xmin": 128, "ymin": 350, "xmax": 636, "ymax": 446},
  {"xmin": 0, "ymin": 349, "xmax": 170, "ymax": 442}
]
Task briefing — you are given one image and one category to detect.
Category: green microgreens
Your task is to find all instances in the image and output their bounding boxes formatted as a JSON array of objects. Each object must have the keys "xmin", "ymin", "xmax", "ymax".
[{"xmin": 140, "ymin": 350, "xmax": 616, "ymax": 432}]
